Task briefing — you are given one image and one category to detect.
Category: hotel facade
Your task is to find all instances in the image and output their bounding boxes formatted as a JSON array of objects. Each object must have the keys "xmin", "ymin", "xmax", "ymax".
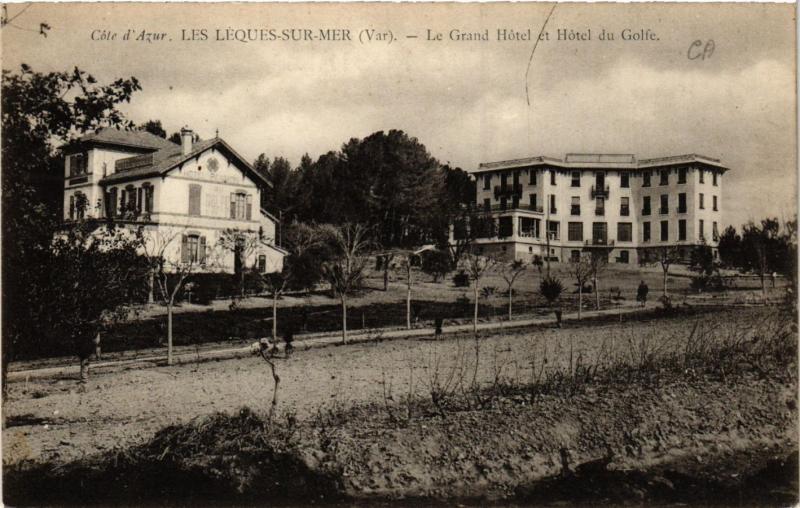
[{"xmin": 461, "ymin": 153, "xmax": 727, "ymax": 265}]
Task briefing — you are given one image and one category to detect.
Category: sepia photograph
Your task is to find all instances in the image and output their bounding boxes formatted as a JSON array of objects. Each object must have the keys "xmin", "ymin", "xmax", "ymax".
[{"xmin": 1, "ymin": 2, "xmax": 797, "ymax": 505}]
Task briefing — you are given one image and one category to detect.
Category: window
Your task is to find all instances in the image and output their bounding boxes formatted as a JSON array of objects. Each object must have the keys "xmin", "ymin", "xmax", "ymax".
[
  {"xmin": 678, "ymin": 219, "xmax": 686, "ymax": 241},
  {"xmin": 642, "ymin": 196, "xmax": 651, "ymax": 216},
  {"xmin": 595, "ymin": 171, "xmax": 605, "ymax": 188},
  {"xmin": 661, "ymin": 221, "xmax": 669, "ymax": 242},
  {"xmin": 699, "ymin": 219, "xmax": 705, "ymax": 240},
  {"xmin": 571, "ymin": 171, "xmax": 581, "ymax": 187},
  {"xmin": 105, "ymin": 187, "xmax": 117, "ymax": 218},
  {"xmin": 513, "ymin": 171, "xmax": 520, "ymax": 186},
  {"xmin": 592, "ymin": 222, "xmax": 608, "ymax": 244},
  {"xmin": 483, "ymin": 174, "xmax": 491, "ymax": 190},
  {"xmin": 660, "ymin": 169, "xmax": 669, "ymax": 186},
  {"xmin": 69, "ymin": 192, "xmax": 86, "ymax": 220},
  {"xmin": 547, "ymin": 220, "xmax": 559, "ymax": 240},
  {"xmin": 620, "ymin": 197, "xmax": 630, "ymax": 216},
  {"xmin": 181, "ymin": 234, "xmax": 207, "ymax": 264},
  {"xmin": 500, "ymin": 197, "xmax": 507, "ymax": 211},
  {"xmin": 498, "ymin": 216, "xmax": 513, "ymax": 238},
  {"xmin": 660, "ymin": 194, "xmax": 669, "ymax": 214},
  {"xmin": 571, "ymin": 250, "xmax": 581, "ymax": 262},
  {"xmin": 519, "ymin": 217, "xmax": 540, "ymax": 237},
  {"xmin": 230, "ymin": 191, "xmax": 252, "ymax": 220},
  {"xmin": 570, "ymin": 196, "xmax": 580, "ymax": 215},
  {"xmin": 568, "ymin": 222, "xmax": 583, "ymax": 242},
  {"xmin": 69, "ymin": 153, "xmax": 88, "ymax": 177},
  {"xmin": 617, "ymin": 222, "xmax": 632, "ymax": 242},
  {"xmin": 529, "ymin": 170, "xmax": 537, "ymax": 185},
  {"xmin": 713, "ymin": 221, "xmax": 719, "ymax": 241},
  {"xmin": 500, "ymin": 172, "xmax": 508, "ymax": 188},
  {"xmin": 678, "ymin": 167, "xmax": 687, "ymax": 184},
  {"xmin": 529, "ymin": 193, "xmax": 537, "ymax": 211},
  {"xmin": 621, "ymin": 173, "xmax": 630, "ymax": 188},
  {"xmin": 699, "ymin": 169, "xmax": 705, "ymax": 183},
  {"xmin": 699, "ymin": 193, "xmax": 705, "ymax": 209},
  {"xmin": 189, "ymin": 184, "xmax": 202, "ymax": 216},
  {"xmin": 642, "ymin": 171, "xmax": 651, "ymax": 187},
  {"xmin": 258, "ymin": 255, "xmax": 267, "ymax": 273},
  {"xmin": 678, "ymin": 193, "xmax": 687, "ymax": 213},
  {"xmin": 483, "ymin": 198, "xmax": 491, "ymax": 213},
  {"xmin": 595, "ymin": 197, "xmax": 605, "ymax": 216},
  {"xmin": 618, "ymin": 250, "xmax": 629, "ymax": 264},
  {"xmin": 124, "ymin": 185, "xmax": 137, "ymax": 215},
  {"xmin": 712, "ymin": 172, "xmax": 718, "ymax": 186},
  {"xmin": 713, "ymin": 195, "xmax": 718, "ymax": 211},
  {"xmin": 549, "ymin": 194, "xmax": 557, "ymax": 214},
  {"xmin": 550, "ymin": 170, "xmax": 556, "ymax": 186},
  {"xmin": 643, "ymin": 222, "xmax": 651, "ymax": 242}
]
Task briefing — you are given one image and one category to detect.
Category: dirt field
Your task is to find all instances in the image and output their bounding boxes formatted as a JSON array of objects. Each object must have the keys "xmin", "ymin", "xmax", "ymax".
[{"xmin": 2, "ymin": 305, "xmax": 785, "ymax": 468}]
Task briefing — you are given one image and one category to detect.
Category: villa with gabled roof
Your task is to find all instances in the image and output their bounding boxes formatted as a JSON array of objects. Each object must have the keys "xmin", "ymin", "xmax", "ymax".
[{"xmin": 62, "ymin": 127, "xmax": 285, "ymax": 273}]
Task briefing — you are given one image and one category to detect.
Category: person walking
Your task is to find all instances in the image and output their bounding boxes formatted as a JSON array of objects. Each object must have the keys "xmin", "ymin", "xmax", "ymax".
[{"xmin": 637, "ymin": 280, "xmax": 649, "ymax": 308}]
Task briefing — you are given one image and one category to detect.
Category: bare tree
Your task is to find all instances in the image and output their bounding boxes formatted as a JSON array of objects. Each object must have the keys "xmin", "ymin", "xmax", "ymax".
[
  {"xmin": 143, "ymin": 228, "xmax": 219, "ymax": 365},
  {"xmin": 640, "ymin": 246, "xmax": 682, "ymax": 297},
  {"xmin": 569, "ymin": 256, "xmax": 593, "ymax": 319},
  {"xmin": 321, "ymin": 223, "xmax": 373, "ymax": 344},
  {"xmin": 499, "ymin": 260, "xmax": 527, "ymax": 321},
  {"xmin": 217, "ymin": 228, "xmax": 261, "ymax": 298},
  {"xmin": 588, "ymin": 251, "xmax": 608, "ymax": 310},
  {"xmin": 460, "ymin": 250, "xmax": 498, "ymax": 336}
]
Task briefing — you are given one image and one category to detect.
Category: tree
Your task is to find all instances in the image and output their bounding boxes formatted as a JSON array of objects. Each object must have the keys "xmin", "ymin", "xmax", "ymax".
[
  {"xmin": 144, "ymin": 228, "xmax": 219, "ymax": 365},
  {"xmin": 421, "ymin": 249, "xmax": 453, "ymax": 282},
  {"xmin": 499, "ymin": 260, "xmax": 527, "ymax": 321},
  {"xmin": 217, "ymin": 228, "xmax": 261, "ymax": 297},
  {"xmin": 459, "ymin": 251, "xmax": 497, "ymax": 336},
  {"xmin": 140, "ymin": 119, "xmax": 167, "ymax": 138},
  {"xmin": 540, "ymin": 276, "xmax": 565, "ymax": 325},
  {"xmin": 717, "ymin": 225, "xmax": 742, "ymax": 269},
  {"xmin": 569, "ymin": 256, "xmax": 593, "ymax": 319},
  {"xmin": 739, "ymin": 218, "xmax": 795, "ymax": 301},
  {"xmin": 640, "ymin": 246, "xmax": 682, "ymax": 297},
  {"xmin": 2, "ymin": 64, "xmax": 141, "ymax": 391},
  {"xmin": 391, "ymin": 251, "xmax": 420, "ymax": 330},
  {"xmin": 587, "ymin": 251, "xmax": 608, "ymax": 310},
  {"xmin": 321, "ymin": 223, "xmax": 373, "ymax": 344}
]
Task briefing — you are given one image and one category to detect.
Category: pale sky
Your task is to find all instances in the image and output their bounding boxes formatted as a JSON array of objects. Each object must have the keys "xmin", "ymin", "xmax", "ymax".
[{"xmin": 3, "ymin": 3, "xmax": 796, "ymax": 229}]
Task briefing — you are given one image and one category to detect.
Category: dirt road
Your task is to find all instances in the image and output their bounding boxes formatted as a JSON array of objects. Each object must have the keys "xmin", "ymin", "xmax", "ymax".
[{"xmin": 1, "ymin": 306, "xmax": 774, "ymax": 466}]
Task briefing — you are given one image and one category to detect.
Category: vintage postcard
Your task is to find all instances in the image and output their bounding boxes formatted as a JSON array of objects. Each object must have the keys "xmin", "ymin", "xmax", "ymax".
[{"xmin": 2, "ymin": 2, "xmax": 797, "ymax": 506}]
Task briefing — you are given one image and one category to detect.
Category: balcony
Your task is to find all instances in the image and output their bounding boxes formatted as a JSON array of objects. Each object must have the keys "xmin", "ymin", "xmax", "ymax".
[
  {"xmin": 591, "ymin": 185, "xmax": 610, "ymax": 198},
  {"xmin": 678, "ymin": 206, "xmax": 687, "ymax": 214},
  {"xmin": 659, "ymin": 207, "xmax": 669, "ymax": 215},
  {"xmin": 642, "ymin": 207, "xmax": 651, "ymax": 216},
  {"xmin": 494, "ymin": 184, "xmax": 523, "ymax": 200},
  {"xmin": 482, "ymin": 203, "xmax": 543, "ymax": 213},
  {"xmin": 585, "ymin": 238, "xmax": 615, "ymax": 247}
]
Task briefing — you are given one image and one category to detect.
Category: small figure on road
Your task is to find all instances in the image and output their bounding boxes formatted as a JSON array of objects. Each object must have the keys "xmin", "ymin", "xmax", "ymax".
[
  {"xmin": 772, "ymin": 271, "xmax": 777, "ymax": 288},
  {"xmin": 434, "ymin": 316, "xmax": 443, "ymax": 337},
  {"xmin": 637, "ymin": 280, "xmax": 649, "ymax": 308}
]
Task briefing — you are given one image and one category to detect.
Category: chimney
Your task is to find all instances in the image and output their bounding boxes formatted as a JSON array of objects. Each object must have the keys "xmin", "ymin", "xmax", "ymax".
[{"xmin": 180, "ymin": 127, "xmax": 193, "ymax": 156}]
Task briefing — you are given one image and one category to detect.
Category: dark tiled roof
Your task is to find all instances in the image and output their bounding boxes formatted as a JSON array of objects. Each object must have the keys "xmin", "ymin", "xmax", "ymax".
[
  {"xmin": 100, "ymin": 138, "xmax": 271, "ymax": 188},
  {"xmin": 75, "ymin": 127, "xmax": 178, "ymax": 151}
]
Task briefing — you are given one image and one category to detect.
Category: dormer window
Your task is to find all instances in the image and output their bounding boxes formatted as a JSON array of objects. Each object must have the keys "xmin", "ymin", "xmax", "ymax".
[{"xmin": 69, "ymin": 153, "xmax": 88, "ymax": 177}]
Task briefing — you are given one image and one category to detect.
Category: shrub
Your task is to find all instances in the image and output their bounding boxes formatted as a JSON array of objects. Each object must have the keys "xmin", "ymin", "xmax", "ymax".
[
  {"xmin": 452, "ymin": 270, "xmax": 470, "ymax": 287},
  {"xmin": 421, "ymin": 249, "xmax": 453, "ymax": 282},
  {"xmin": 540, "ymin": 276, "xmax": 564, "ymax": 304}
]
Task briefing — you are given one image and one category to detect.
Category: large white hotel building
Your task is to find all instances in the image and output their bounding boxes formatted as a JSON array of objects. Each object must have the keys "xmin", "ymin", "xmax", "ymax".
[{"xmin": 461, "ymin": 153, "xmax": 727, "ymax": 265}]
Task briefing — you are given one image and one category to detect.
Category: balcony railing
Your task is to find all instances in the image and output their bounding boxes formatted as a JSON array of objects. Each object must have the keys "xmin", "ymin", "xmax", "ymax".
[
  {"xmin": 493, "ymin": 184, "xmax": 523, "ymax": 199},
  {"xmin": 620, "ymin": 207, "xmax": 630, "ymax": 216},
  {"xmin": 570, "ymin": 206, "xmax": 581, "ymax": 216},
  {"xmin": 659, "ymin": 207, "xmax": 669, "ymax": 214},
  {"xmin": 678, "ymin": 206, "xmax": 687, "ymax": 214},
  {"xmin": 591, "ymin": 185, "xmax": 610, "ymax": 198},
  {"xmin": 585, "ymin": 238, "xmax": 615, "ymax": 247},
  {"xmin": 116, "ymin": 153, "xmax": 154, "ymax": 172},
  {"xmin": 642, "ymin": 208, "xmax": 651, "ymax": 215},
  {"xmin": 482, "ymin": 204, "xmax": 543, "ymax": 213}
]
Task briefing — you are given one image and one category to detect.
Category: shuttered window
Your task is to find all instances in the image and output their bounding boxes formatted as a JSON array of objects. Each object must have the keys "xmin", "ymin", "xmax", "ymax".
[
  {"xmin": 106, "ymin": 188, "xmax": 117, "ymax": 218},
  {"xmin": 188, "ymin": 184, "xmax": 202, "ymax": 216},
  {"xmin": 143, "ymin": 184, "xmax": 154, "ymax": 213},
  {"xmin": 181, "ymin": 234, "xmax": 207, "ymax": 264},
  {"xmin": 230, "ymin": 192, "xmax": 251, "ymax": 220}
]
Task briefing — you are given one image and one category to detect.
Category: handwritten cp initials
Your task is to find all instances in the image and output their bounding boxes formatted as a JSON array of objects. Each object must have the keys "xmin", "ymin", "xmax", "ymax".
[{"xmin": 688, "ymin": 39, "xmax": 715, "ymax": 60}]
